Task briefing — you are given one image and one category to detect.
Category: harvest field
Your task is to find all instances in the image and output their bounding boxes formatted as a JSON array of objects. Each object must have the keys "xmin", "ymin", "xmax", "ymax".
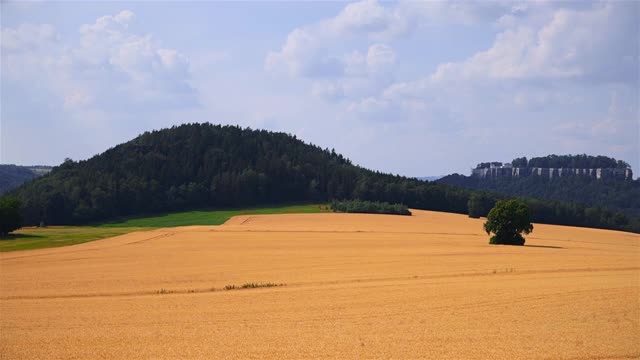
[{"xmin": 1, "ymin": 210, "xmax": 638, "ymax": 359}]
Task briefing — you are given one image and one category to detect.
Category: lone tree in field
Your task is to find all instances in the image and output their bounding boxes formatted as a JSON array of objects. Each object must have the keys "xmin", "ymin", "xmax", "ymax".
[
  {"xmin": 0, "ymin": 198, "xmax": 23, "ymax": 236},
  {"xmin": 483, "ymin": 199, "xmax": 533, "ymax": 246}
]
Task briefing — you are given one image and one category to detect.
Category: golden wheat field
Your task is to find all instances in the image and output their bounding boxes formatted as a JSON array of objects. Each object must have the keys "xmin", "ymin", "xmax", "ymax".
[{"xmin": 1, "ymin": 210, "xmax": 638, "ymax": 359}]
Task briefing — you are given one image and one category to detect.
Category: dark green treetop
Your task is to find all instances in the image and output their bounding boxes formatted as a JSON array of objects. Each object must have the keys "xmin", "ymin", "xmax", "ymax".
[
  {"xmin": 483, "ymin": 199, "xmax": 533, "ymax": 246},
  {"xmin": 0, "ymin": 198, "xmax": 22, "ymax": 236}
]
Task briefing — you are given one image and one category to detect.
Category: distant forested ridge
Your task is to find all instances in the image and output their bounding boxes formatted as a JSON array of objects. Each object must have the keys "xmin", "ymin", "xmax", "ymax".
[
  {"xmin": 4, "ymin": 123, "xmax": 639, "ymax": 233},
  {"xmin": 439, "ymin": 154, "xmax": 640, "ymax": 218},
  {"xmin": 475, "ymin": 155, "xmax": 630, "ymax": 170},
  {"xmin": 0, "ymin": 165, "xmax": 52, "ymax": 194},
  {"xmin": 471, "ymin": 155, "xmax": 632, "ymax": 181},
  {"xmin": 524, "ymin": 155, "xmax": 630, "ymax": 169}
]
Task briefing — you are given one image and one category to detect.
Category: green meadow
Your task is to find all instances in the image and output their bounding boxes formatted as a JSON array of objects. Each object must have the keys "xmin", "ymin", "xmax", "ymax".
[{"xmin": 1, "ymin": 204, "xmax": 327, "ymax": 252}]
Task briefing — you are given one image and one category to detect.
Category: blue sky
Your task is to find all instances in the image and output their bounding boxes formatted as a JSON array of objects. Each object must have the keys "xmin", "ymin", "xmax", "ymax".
[{"xmin": 2, "ymin": 1, "xmax": 638, "ymax": 176}]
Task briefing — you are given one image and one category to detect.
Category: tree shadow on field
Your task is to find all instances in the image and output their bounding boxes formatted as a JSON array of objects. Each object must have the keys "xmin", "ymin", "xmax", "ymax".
[
  {"xmin": 0, "ymin": 233, "xmax": 44, "ymax": 241},
  {"xmin": 524, "ymin": 244, "xmax": 564, "ymax": 249}
]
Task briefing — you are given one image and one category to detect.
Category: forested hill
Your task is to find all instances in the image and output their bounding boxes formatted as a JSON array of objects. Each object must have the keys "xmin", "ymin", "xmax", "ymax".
[
  {"xmin": 438, "ymin": 167, "xmax": 640, "ymax": 217},
  {"xmin": 5, "ymin": 123, "xmax": 639, "ymax": 233}
]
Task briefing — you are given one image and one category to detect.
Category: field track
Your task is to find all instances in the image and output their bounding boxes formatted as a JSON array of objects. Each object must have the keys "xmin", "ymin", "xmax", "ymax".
[{"xmin": 1, "ymin": 210, "xmax": 638, "ymax": 359}]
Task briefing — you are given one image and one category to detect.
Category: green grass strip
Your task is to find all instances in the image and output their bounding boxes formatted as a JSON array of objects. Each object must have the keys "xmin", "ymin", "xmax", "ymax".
[{"xmin": 1, "ymin": 204, "xmax": 327, "ymax": 252}]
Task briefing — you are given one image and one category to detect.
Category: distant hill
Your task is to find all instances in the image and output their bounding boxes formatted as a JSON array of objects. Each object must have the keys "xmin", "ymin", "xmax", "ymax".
[
  {"xmin": 438, "ymin": 155, "xmax": 640, "ymax": 217},
  {"xmin": 4, "ymin": 124, "xmax": 639, "ymax": 233},
  {"xmin": 0, "ymin": 165, "xmax": 52, "ymax": 194},
  {"xmin": 470, "ymin": 155, "xmax": 633, "ymax": 180},
  {"xmin": 415, "ymin": 176, "xmax": 445, "ymax": 182}
]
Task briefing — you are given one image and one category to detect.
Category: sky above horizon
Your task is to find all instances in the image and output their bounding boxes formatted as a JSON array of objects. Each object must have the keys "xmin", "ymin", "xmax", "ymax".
[{"xmin": 2, "ymin": 0, "xmax": 638, "ymax": 177}]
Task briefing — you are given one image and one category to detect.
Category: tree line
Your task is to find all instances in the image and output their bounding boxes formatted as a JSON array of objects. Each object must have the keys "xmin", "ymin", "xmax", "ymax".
[
  {"xmin": 525, "ymin": 155, "xmax": 630, "ymax": 169},
  {"xmin": 476, "ymin": 155, "xmax": 631, "ymax": 170}
]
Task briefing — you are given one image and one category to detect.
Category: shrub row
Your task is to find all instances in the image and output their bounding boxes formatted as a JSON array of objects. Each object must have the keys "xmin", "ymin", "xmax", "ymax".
[{"xmin": 330, "ymin": 199, "xmax": 411, "ymax": 216}]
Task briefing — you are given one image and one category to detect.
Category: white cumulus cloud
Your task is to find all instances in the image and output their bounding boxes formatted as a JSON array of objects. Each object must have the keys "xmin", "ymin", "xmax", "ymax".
[
  {"xmin": 431, "ymin": 2, "xmax": 638, "ymax": 84},
  {"xmin": 2, "ymin": 10, "xmax": 197, "ymax": 112}
]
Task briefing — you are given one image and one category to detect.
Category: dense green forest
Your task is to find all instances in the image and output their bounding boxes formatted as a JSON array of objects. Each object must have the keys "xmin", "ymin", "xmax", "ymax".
[
  {"xmin": 438, "ymin": 174, "xmax": 640, "ymax": 218},
  {"xmin": 4, "ymin": 123, "xmax": 639, "ymax": 233}
]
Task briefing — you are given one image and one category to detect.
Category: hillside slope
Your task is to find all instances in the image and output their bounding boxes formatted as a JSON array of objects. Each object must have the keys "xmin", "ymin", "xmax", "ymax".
[{"xmin": 5, "ymin": 123, "xmax": 639, "ymax": 233}]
